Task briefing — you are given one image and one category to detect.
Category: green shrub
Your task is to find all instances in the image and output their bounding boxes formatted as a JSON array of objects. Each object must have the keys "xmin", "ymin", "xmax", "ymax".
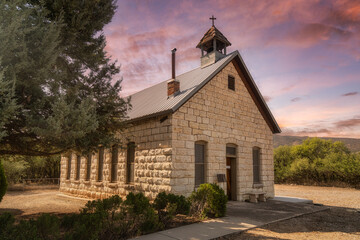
[
  {"xmin": 153, "ymin": 192, "xmax": 190, "ymax": 215},
  {"xmin": 189, "ymin": 183, "xmax": 227, "ymax": 218},
  {"xmin": 62, "ymin": 213, "xmax": 104, "ymax": 240},
  {"xmin": 153, "ymin": 192, "xmax": 190, "ymax": 227},
  {"xmin": 0, "ymin": 192, "xmax": 197, "ymax": 239},
  {"xmin": 10, "ymin": 219, "xmax": 39, "ymax": 240},
  {"xmin": 82, "ymin": 194, "xmax": 122, "ymax": 214},
  {"xmin": 63, "ymin": 193, "xmax": 160, "ymax": 239},
  {"xmin": 0, "ymin": 160, "xmax": 7, "ymax": 202},
  {"xmin": 124, "ymin": 192, "xmax": 161, "ymax": 234},
  {"xmin": 0, "ymin": 213, "xmax": 60, "ymax": 240},
  {"xmin": 0, "ymin": 212, "xmax": 15, "ymax": 238},
  {"xmin": 65, "ymin": 195, "xmax": 124, "ymax": 240},
  {"xmin": 36, "ymin": 213, "xmax": 60, "ymax": 239}
]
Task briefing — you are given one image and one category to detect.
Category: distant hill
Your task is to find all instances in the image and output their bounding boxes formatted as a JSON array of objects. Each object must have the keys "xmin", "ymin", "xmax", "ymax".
[{"xmin": 273, "ymin": 135, "xmax": 360, "ymax": 153}]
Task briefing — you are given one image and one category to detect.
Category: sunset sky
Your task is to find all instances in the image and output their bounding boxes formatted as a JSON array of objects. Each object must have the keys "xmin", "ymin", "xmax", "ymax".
[{"xmin": 104, "ymin": 0, "xmax": 360, "ymax": 138}]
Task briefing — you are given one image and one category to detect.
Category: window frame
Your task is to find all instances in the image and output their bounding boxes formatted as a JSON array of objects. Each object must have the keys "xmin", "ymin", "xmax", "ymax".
[
  {"xmin": 76, "ymin": 155, "xmax": 81, "ymax": 180},
  {"xmin": 98, "ymin": 147, "xmax": 104, "ymax": 182},
  {"xmin": 226, "ymin": 145, "xmax": 237, "ymax": 158},
  {"xmin": 86, "ymin": 153, "xmax": 92, "ymax": 181},
  {"xmin": 126, "ymin": 142, "xmax": 135, "ymax": 183},
  {"xmin": 66, "ymin": 154, "xmax": 72, "ymax": 180},
  {"xmin": 195, "ymin": 141, "xmax": 206, "ymax": 188},
  {"xmin": 111, "ymin": 145, "xmax": 118, "ymax": 183},
  {"xmin": 228, "ymin": 75, "xmax": 235, "ymax": 91},
  {"xmin": 252, "ymin": 147, "xmax": 261, "ymax": 184}
]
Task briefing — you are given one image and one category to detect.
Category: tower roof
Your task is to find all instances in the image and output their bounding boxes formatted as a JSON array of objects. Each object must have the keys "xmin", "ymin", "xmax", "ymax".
[{"xmin": 196, "ymin": 26, "xmax": 231, "ymax": 49}]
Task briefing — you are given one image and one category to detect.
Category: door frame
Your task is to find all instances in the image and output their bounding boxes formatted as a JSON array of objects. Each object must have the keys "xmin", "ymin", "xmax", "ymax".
[{"xmin": 226, "ymin": 145, "xmax": 237, "ymax": 201}]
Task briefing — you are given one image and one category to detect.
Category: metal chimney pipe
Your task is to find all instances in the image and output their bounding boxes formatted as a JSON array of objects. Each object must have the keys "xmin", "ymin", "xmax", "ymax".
[{"xmin": 171, "ymin": 48, "xmax": 177, "ymax": 79}]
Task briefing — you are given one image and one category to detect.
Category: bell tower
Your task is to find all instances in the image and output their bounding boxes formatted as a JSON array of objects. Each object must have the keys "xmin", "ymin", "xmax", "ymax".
[{"xmin": 196, "ymin": 15, "xmax": 231, "ymax": 68}]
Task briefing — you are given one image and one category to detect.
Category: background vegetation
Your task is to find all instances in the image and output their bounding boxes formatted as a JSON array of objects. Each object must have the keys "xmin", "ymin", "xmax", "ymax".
[
  {"xmin": 274, "ymin": 137, "xmax": 360, "ymax": 187},
  {"xmin": 1, "ymin": 155, "xmax": 60, "ymax": 184}
]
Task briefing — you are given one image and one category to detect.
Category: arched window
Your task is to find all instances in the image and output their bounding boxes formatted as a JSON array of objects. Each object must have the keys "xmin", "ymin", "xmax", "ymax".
[
  {"xmin": 195, "ymin": 141, "xmax": 206, "ymax": 187},
  {"xmin": 252, "ymin": 147, "xmax": 261, "ymax": 184},
  {"xmin": 127, "ymin": 142, "xmax": 135, "ymax": 183},
  {"xmin": 98, "ymin": 147, "xmax": 104, "ymax": 181},
  {"xmin": 111, "ymin": 145, "xmax": 118, "ymax": 183}
]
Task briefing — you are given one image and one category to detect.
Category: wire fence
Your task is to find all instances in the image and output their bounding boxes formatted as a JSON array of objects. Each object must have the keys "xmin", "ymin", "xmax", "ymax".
[{"xmin": 18, "ymin": 178, "xmax": 60, "ymax": 185}]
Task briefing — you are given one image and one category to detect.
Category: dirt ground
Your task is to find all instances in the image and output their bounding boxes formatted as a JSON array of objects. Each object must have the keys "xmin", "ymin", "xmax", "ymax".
[
  {"xmin": 231, "ymin": 184, "xmax": 360, "ymax": 240},
  {"xmin": 275, "ymin": 184, "xmax": 360, "ymax": 209},
  {"xmin": 0, "ymin": 186, "xmax": 88, "ymax": 218}
]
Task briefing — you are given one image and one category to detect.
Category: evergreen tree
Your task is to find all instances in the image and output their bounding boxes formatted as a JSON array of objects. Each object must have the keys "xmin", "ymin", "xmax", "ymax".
[
  {"xmin": 0, "ymin": 0, "xmax": 129, "ymax": 156},
  {"xmin": 0, "ymin": 68, "xmax": 19, "ymax": 141},
  {"xmin": 0, "ymin": 159, "xmax": 7, "ymax": 202}
]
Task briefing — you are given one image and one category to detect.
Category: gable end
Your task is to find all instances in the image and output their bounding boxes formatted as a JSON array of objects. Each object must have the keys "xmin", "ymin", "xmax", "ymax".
[{"xmin": 231, "ymin": 56, "xmax": 281, "ymax": 133}]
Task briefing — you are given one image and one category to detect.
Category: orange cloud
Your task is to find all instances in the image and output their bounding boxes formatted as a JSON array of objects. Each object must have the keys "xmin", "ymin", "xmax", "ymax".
[{"xmin": 335, "ymin": 117, "xmax": 360, "ymax": 128}]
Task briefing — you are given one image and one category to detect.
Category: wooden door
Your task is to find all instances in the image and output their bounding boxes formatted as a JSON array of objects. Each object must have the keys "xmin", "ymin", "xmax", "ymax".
[
  {"xmin": 226, "ymin": 157, "xmax": 231, "ymax": 200},
  {"xmin": 226, "ymin": 157, "xmax": 237, "ymax": 201}
]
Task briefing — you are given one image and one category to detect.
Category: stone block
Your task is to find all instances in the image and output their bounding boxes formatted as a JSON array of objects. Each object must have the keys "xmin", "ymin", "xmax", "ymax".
[{"xmin": 163, "ymin": 148, "xmax": 172, "ymax": 155}]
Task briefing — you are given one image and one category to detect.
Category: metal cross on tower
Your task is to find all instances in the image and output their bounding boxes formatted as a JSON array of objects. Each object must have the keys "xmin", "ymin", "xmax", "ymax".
[{"xmin": 210, "ymin": 15, "xmax": 216, "ymax": 26}]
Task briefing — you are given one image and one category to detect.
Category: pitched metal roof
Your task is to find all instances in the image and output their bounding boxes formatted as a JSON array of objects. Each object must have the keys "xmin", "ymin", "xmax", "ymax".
[{"xmin": 127, "ymin": 51, "xmax": 281, "ymax": 133}]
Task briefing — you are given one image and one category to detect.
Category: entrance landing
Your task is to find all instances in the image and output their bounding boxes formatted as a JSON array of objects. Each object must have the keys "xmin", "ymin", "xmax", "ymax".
[{"xmin": 273, "ymin": 196, "xmax": 313, "ymax": 204}]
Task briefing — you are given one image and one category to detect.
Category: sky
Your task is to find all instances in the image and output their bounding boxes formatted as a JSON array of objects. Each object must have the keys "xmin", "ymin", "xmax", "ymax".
[{"xmin": 103, "ymin": 0, "xmax": 360, "ymax": 138}]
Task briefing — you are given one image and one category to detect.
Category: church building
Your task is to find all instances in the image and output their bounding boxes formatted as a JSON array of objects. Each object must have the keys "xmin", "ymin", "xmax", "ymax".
[{"xmin": 60, "ymin": 20, "xmax": 281, "ymax": 202}]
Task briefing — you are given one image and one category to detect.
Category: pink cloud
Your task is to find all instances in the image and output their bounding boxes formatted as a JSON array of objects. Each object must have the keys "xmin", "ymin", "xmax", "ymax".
[{"xmin": 281, "ymin": 115, "xmax": 360, "ymax": 138}]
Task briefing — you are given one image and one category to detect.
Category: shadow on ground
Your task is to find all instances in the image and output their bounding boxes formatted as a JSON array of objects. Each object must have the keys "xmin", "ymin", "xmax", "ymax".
[
  {"xmin": 226, "ymin": 200, "xmax": 325, "ymax": 223},
  {"xmin": 0, "ymin": 208, "xmax": 24, "ymax": 216}
]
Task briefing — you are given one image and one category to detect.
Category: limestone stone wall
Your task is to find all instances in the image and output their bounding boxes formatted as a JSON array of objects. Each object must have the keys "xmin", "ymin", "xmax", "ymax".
[
  {"xmin": 171, "ymin": 60, "xmax": 274, "ymax": 200},
  {"xmin": 60, "ymin": 115, "xmax": 173, "ymax": 200}
]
